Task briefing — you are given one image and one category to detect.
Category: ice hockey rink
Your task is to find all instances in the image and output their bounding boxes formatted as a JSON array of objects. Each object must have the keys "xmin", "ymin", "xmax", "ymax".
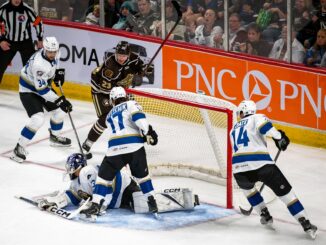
[{"xmin": 0, "ymin": 89, "xmax": 325, "ymax": 245}]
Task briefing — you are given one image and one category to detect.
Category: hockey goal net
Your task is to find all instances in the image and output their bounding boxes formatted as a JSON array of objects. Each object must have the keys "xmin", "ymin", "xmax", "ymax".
[{"xmin": 126, "ymin": 88, "xmax": 237, "ymax": 209}]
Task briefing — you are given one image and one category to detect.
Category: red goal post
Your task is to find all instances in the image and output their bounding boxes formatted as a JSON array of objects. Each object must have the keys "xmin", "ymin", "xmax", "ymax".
[{"xmin": 127, "ymin": 88, "xmax": 237, "ymax": 209}]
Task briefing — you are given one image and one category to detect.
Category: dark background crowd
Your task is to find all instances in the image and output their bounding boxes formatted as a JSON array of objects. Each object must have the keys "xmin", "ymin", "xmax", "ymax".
[{"xmin": 1, "ymin": 0, "xmax": 326, "ymax": 68}]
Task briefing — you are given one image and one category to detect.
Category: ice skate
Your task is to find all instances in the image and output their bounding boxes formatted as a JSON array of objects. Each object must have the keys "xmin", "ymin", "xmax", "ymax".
[
  {"xmin": 260, "ymin": 207, "xmax": 274, "ymax": 229},
  {"xmin": 10, "ymin": 143, "xmax": 28, "ymax": 163},
  {"xmin": 148, "ymin": 195, "xmax": 160, "ymax": 219},
  {"xmin": 298, "ymin": 217, "xmax": 317, "ymax": 240},
  {"xmin": 194, "ymin": 194, "xmax": 200, "ymax": 206},
  {"xmin": 82, "ymin": 140, "xmax": 93, "ymax": 159},
  {"xmin": 49, "ymin": 129, "xmax": 71, "ymax": 147}
]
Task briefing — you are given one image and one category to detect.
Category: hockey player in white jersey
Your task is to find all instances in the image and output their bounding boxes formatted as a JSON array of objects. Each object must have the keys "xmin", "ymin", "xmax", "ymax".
[
  {"xmin": 11, "ymin": 37, "xmax": 73, "ymax": 163},
  {"xmin": 230, "ymin": 100, "xmax": 317, "ymax": 239},
  {"xmin": 38, "ymin": 153, "xmax": 199, "ymax": 214},
  {"xmin": 80, "ymin": 86, "xmax": 160, "ymax": 219}
]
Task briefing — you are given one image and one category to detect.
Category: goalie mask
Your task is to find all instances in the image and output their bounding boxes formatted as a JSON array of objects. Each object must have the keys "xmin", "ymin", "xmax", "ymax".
[
  {"xmin": 65, "ymin": 153, "xmax": 87, "ymax": 180},
  {"xmin": 237, "ymin": 100, "xmax": 257, "ymax": 117},
  {"xmin": 110, "ymin": 86, "xmax": 127, "ymax": 105}
]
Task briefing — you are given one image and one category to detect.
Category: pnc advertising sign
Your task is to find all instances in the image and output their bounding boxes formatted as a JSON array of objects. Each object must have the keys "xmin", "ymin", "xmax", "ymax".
[{"xmin": 162, "ymin": 46, "xmax": 326, "ymax": 130}]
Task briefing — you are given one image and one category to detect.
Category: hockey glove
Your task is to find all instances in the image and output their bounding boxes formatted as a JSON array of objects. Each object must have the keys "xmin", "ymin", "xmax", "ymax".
[
  {"xmin": 273, "ymin": 130, "xmax": 290, "ymax": 151},
  {"xmin": 143, "ymin": 64, "xmax": 154, "ymax": 75},
  {"xmin": 55, "ymin": 96, "xmax": 73, "ymax": 113},
  {"xmin": 77, "ymin": 190, "xmax": 92, "ymax": 201},
  {"xmin": 132, "ymin": 74, "xmax": 143, "ymax": 86},
  {"xmin": 53, "ymin": 68, "xmax": 65, "ymax": 87},
  {"xmin": 117, "ymin": 74, "xmax": 134, "ymax": 88},
  {"xmin": 143, "ymin": 125, "xmax": 158, "ymax": 145},
  {"xmin": 38, "ymin": 199, "xmax": 57, "ymax": 211}
]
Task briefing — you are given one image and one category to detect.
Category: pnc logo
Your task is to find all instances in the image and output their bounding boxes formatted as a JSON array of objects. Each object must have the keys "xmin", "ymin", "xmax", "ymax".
[{"xmin": 242, "ymin": 70, "xmax": 272, "ymax": 110}]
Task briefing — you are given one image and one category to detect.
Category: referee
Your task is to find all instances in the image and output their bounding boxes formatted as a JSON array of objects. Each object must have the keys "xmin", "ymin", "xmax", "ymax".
[{"xmin": 0, "ymin": 0, "xmax": 43, "ymax": 84}]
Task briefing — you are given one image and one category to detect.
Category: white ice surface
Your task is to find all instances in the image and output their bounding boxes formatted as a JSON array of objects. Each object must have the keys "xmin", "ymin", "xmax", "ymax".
[{"xmin": 0, "ymin": 90, "xmax": 325, "ymax": 245}]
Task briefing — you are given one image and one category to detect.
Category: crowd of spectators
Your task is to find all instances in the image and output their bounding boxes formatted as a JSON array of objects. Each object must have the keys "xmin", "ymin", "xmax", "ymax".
[{"xmin": 1, "ymin": 0, "xmax": 325, "ymax": 68}]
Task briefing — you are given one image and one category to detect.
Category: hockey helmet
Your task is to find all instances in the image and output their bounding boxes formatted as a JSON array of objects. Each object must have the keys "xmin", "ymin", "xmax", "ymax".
[
  {"xmin": 43, "ymin": 37, "xmax": 59, "ymax": 52},
  {"xmin": 237, "ymin": 100, "xmax": 257, "ymax": 117},
  {"xmin": 115, "ymin": 41, "xmax": 130, "ymax": 55},
  {"xmin": 110, "ymin": 86, "xmax": 127, "ymax": 105},
  {"xmin": 65, "ymin": 153, "xmax": 87, "ymax": 180}
]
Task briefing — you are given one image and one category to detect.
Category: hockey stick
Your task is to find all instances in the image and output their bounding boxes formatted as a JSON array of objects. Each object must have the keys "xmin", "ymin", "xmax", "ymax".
[
  {"xmin": 57, "ymin": 82, "xmax": 91, "ymax": 160},
  {"xmin": 239, "ymin": 149, "xmax": 281, "ymax": 216},
  {"xmin": 15, "ymin": 195, "xmax": 90, "ymax": 220},
  {"xmin": 144, "ymin": 0, "xmax": 182, "ymax": 73}
]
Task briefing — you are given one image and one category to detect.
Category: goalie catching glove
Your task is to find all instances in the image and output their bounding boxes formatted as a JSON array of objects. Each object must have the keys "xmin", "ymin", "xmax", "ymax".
[
  {"xmin": 53, "ymin": 68, "xmax": 65, "ymax": 87},
  {"xmin": 273, "ymin": 130, "xmax": 290, "ymax": 151},
  {"xmin": 38, "ymin": 199, "xmax": 57, "ymax": 210},
  {"xmin": 143, "ymin": 125, "xmax": 158, "ymax": 145}
]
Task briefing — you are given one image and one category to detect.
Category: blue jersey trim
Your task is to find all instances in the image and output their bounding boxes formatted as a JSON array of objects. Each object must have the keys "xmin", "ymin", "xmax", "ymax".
[
  {"xmin": 108, "ymin": 136, "xmax": 143, "ymax": 148},
  {"xmin": 288, "ymin": 200, "xmax": 304, "ymax": 216},
  {"xmin": 108, "ymin": 172, "xmax": 122, "ymax": 209},
  {"xmin": 20, "ymin": 77, "xmax": 50, "ymax": 95},
  {"xmin": 232, "ymin": 154, "xmax": 273, "ymax": 164},
  {"xmin": 21, "ymin": 127, "xmax": 35, "ymax": 140},
  {"xmin": 259, "ymin": 122, "xmax": 273, "ymax": 135},
  {"xmin": 247, "ymin": 192, "xmax": 264, "ymax": 207},
  {"xmin": 50, "ymin": 121, "xmax": 63, "ymax": 131},
  {"xmin": 132, "ymin": 112, "xmax": 146, "ymax": 122},
  {"xmin": 65, "ymin": 190, "xmax": 80, "ymax": 206}
]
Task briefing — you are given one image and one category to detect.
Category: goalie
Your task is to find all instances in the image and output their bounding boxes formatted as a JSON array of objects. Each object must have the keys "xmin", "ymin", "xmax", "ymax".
[{"xmin": 37, "ymin": 153, "xmax": 199, "ymax": 214}]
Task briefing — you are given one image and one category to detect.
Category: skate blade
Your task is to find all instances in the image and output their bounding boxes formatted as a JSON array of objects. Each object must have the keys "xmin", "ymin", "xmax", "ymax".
[
  {"xmin": 261, "ymin": 221, "xmax": 275, "ymax": 230},
  {"xmin": 10, "ymin": 154, "xmax": 24, "ymax": 163},
  {"xmin": 79, "ymin": 213, "xmax": 98, "ymax": 222},
  {"xmin": 153, "ymin": 212, "xmax": 162, "ymax": 220},
  {"xmin": 50, "ymin": 142, "xmax": 72, "ymax": 147},
  {"xmin": 306, "ymin": 229, "xmax": 317, "ymax": 240}
]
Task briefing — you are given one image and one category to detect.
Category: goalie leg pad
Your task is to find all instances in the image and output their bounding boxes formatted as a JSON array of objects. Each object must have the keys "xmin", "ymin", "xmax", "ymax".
[
  {"xmin": 37, "ymin": 191, "xmax": 70, "ymax": 209},
  {"xmin": 132, "ymin": 188, "xmax": 199, "ymax": 214}
]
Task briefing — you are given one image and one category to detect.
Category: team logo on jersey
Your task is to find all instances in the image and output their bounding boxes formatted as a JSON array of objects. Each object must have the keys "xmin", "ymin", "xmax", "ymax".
[
  {"xmin": 103, "ymin": 68, "xmax": 113, "ymax": 78},
  {"xmin": 17, "ymin": 15, "xmax": 26, "ymax": 22},
  {"xmin": 242, "ymin": 70, "xmax": 272, "ymax": 110}
]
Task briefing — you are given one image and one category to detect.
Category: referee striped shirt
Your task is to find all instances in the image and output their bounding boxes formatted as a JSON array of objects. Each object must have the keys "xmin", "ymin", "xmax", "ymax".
[{"xmin": 0, "ymin": 1, "xmax": 43, "ymax": 42}]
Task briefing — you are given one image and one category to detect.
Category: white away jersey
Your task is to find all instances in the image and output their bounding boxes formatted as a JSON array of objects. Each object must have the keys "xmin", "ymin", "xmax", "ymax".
[
  {"xmin": 230, "ymin": 114, "xmax": 281, "ymax": 174},
  {"xmin": 66, "ymin": 166, "xmax": 132, "ymax": 209},
  {"xmin": 106, "ymin": 100, "xmax": 149, "ymax": 156},
  {"xmin": 19, "ymin": 49, "xmax": 60, "ymax": 102}
]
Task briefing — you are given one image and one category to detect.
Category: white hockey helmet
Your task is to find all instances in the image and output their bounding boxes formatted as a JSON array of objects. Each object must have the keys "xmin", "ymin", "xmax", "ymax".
[
  {"xmin": 110, "ymin": 86, "xmax": 127, "ymax": 105},
  {"xmin": 43, "ymin": 37, "xmax": 59, "ymax": 52},
  {"xmin": 237, "ymin": 100, "xmax": 257, "ymax": 117}
]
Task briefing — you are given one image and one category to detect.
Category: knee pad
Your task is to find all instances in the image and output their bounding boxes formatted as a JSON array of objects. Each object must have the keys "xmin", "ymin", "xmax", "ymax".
[
  {"xmin": 28, "ymin": 112, "xmax": 45, "ymax": 131},
  {"xmin": 50, "ymin": 108, "xmax": 65, "ymax": 124}
]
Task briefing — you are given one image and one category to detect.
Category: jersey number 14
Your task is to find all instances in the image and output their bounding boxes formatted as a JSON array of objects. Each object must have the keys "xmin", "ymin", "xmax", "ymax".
[{"xmin": 231, "ymin": 127, "xmax": 250, "ymax": 152}]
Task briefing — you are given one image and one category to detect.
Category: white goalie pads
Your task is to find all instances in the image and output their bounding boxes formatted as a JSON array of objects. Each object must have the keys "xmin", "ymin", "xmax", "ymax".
[
  {"xmin": 35, "ymin": 191, "xmax": 70, "ymax": 209},
  {"xmin": 133, "ymin": 188, "xmax": 199, "ymax": 214}
]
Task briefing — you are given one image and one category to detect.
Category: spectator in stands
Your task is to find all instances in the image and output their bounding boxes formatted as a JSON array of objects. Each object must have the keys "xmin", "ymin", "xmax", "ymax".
[
  {"xmin": 239, "ymin": 22, "xmax": 272, "ymax": 57},
  {"xmin": 182, "ymin": 0, "xmax": 205, "ymax": 24},
  {"xmin": 320, "ymin": 51, "xmax": 326, "ymax": 66},
  {"xmin": 189, "ymin": 8, "xmax": 223, "ymax": 48},
  {"xmin": 240, "ymin": 0, "xmax": 256, "ymax": 25},
  {"xmin": 219, "ymin": 13, "xmax": 247, "ymax": 51},
  {"xmin": 84, "ymin": 4, "xmax": 100, "ymax": 25},
  {"xmin": 69, "ymin": 0, "xmax": 90, "ymax": 22},
  {"xmin": 126, "ymin": 0, "xmax": 159, "ymax": 35},
  {"xmin": 105, "ymin": 0, "xmax": 120, "ymax": 28},
  {"xmin": 152, "ymin": 0, "xmax": 186, "ymax": 41},
  {"xmin": 269, "ymin": 25, "xmax": 306, "ymax": 63},
  {"xmin": 39, "ymin": 0, "xmax": 70, "ymax": 21},
  {"xmin": 304, "ymin": 28, "xmax": 326, "ymax": 66},
  {"xmin": 112, "ymin": 1, "xmax": 135, "ymax": 30},
  {"xmin": 184, "ymin": 15, "xmax": 197, "ymax": 42},
  {"xmin": 259, "ymin": 0, "xmax": 286, "ymax": 43}
]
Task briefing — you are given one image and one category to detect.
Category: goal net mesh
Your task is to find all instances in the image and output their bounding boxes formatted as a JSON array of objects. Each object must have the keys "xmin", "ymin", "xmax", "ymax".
[{"xmin": 127, "ymin": 88, "xmax": 237, "ymax": 208}]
